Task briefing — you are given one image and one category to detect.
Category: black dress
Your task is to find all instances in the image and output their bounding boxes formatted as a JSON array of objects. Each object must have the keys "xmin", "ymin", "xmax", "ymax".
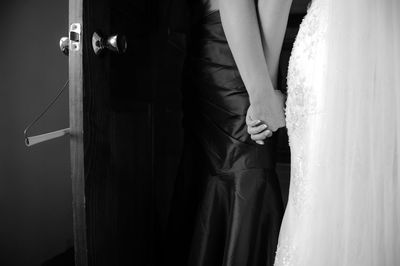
[{"xmin": 166, "ymin": 9, "xmax": 284, "ymax": 266}]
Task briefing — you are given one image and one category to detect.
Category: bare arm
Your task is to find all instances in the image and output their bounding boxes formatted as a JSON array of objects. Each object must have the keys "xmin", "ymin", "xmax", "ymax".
[
  {"xmin": 219, "ymin": 0, "xmax": 291, "ymax": 131},
  {"xmin": 219, "ymin": 0, "xmax": 274, "ymax": 103},
  {"xmin": 258, "ymin": 0, "xmax": 293, "ymax": 88}
]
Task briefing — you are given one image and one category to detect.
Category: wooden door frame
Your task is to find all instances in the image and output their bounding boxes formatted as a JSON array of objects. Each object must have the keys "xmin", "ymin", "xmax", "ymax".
[{"xmin": 69, "ymin": 0, "xmax": 87, "ymax": 265}]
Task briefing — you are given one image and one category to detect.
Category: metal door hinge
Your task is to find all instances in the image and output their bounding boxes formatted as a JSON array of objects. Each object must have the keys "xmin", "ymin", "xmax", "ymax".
[{"xmin": 69, "ymin": 23, "xmax": 82, "ymax": 52}]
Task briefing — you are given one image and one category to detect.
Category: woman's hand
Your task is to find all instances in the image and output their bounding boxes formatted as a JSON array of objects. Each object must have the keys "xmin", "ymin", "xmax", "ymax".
[{"xmin": 246, "ymin": 90, "xmax": 286, "ymax": 144}]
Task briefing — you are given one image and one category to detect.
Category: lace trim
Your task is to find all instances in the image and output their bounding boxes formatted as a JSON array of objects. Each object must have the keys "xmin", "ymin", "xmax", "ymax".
[
  {"xmin": 274, "ymin": 237, "xmax": 296, "ymax": 266},
  {"xmin": 285, "ymin": 1, "xmax": 327, "ymax": 142}
]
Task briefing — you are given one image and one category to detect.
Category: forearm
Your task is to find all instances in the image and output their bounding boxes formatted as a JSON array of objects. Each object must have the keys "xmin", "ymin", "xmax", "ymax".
[
  {"xmin": 257, "ymin": 0, "xmax": 293, "ymax": 88},
  {"xmin": 219, "ymin": 0, "xmax": 275, "ymax": 103}
]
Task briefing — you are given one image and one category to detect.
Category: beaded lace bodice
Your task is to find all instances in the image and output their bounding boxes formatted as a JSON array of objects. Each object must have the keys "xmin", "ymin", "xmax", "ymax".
[
  {"xmin": 285, "ymin": 0, "xmax": 328, "ymax": 141},
  {"xmin": 275, "ymin": 0, "xmax": 328, "ymax": 265}
]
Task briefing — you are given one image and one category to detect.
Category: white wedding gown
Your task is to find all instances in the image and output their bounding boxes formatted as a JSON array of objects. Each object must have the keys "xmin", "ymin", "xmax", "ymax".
[{"xmin": 275, "ymin": 0, "xmax": 400, "ymax": 265}]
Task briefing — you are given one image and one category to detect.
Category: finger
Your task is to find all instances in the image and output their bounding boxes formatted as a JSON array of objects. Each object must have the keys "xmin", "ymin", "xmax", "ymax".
[
  {"xmin": 251, "ymin": 130, "xmax": 273, "ymax": 141},
  {"xmin": 265, "ymin": 130, "xmax": 273, "ymax": 138},
  {"xmin": 269, "ymin": 126, "xmax": 282, "ymax": 133},
  {"xmin": 247, "ymin": 124, "xmax": 268, "ymax": 135},
  {"xmin": 246, "ymin": 118, "xmax": 262, "ymax": 127},
  {"xmin": 256, "ymin": 140, "xmax": 264, "ymax": 145},
  {"xmin": 251, "ymin": 133, "xmax": 266, "ymax": 141}
]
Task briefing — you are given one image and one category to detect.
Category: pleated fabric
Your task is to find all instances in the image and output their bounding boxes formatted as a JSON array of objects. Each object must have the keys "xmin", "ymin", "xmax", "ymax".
[{"xmin": 165, "ymin": 11, "xmax": 284, "ymax": 266}]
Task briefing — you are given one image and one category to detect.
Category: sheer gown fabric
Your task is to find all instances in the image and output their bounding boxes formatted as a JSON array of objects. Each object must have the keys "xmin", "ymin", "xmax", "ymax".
[
  {"xmin": 275, "ymin": 0, "xmax": 400, "ymax": 265},
  {"xmin": 166, "ymin": 9, "xmax": 284, "ymax": 266}
]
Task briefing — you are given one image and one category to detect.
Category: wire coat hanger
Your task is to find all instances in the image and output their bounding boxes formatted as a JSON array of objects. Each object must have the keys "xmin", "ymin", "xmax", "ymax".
[{"xmin": 24, "ymin": 80, "xmax": 70, "ymax": 147}]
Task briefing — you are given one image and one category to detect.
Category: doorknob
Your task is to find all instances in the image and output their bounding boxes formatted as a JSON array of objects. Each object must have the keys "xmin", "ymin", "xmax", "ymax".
[
  {"xmin": 92, "ymin": 32, "xmax": 127, "ymax": 55},
  {"xmin": 59, "ymin": 37, "xmax": 69, "ymax": 56}
]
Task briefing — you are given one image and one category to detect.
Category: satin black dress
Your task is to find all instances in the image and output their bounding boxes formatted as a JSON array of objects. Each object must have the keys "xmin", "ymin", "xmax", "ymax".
[{"xmin": 166, "ymin": 9, "xmax": 284, "ymax": 266}]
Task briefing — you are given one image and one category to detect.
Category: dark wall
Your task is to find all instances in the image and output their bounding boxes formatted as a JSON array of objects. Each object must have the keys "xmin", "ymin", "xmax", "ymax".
[{"xmin": 0, "ymin": 1, "xmax": 72, "ymax": 265}]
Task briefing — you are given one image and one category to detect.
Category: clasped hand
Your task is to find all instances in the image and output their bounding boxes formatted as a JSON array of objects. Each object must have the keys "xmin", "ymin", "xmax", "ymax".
[{"xmin": 246, "ymin": 90, "xmax": 286, "ymax": 145}]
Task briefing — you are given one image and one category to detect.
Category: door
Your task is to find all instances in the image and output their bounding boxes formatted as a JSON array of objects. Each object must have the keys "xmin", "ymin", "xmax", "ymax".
[{"xmin": 69, "ymin": 0, "xmax": 185, "ymax": 265}]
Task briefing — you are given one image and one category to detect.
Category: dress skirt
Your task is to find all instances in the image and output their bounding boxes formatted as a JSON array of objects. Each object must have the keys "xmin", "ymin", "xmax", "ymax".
[{"xmin": 166, "ymin": 10, "xmax": 284, "ymax": 266}]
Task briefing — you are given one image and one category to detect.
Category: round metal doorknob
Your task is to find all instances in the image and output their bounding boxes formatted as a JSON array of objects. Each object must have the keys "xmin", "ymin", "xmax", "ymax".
[
  {"xmin": 92, "ymin": 32, "xmax": 127, "ymax": 55},
  {"xmin": 59, "ymin": 37, "xmax": 69, "ymax": 56}
]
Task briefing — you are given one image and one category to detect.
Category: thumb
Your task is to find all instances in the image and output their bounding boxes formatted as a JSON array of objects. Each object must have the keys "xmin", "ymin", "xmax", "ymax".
[{"xmin": 246, "ymin": 107, "xmax": 253, "ymax": 125}]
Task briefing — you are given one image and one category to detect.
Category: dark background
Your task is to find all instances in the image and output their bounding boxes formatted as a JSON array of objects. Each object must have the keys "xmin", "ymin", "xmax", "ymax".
[
  {"xmin": 0, "ymin": 0, "xmax": 309, "ymax": 265},
  {"xmin": 0, "ymin": 1, "xmax": 71, "ymax": 265}
]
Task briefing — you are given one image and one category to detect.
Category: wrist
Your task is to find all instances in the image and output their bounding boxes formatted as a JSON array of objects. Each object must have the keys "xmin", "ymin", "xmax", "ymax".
[{"xmin": 248, "ymin": 87, "xmax": 275, "ymax": 104}]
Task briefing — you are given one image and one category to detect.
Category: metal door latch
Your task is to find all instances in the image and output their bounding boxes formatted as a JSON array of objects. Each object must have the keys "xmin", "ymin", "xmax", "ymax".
[
  {"xmin": 69, "ymin": 23, "xmax": 81, "ymax": 52},
  {"xmin": 59, "ymin": 23, "xmax": 82, "ymax": 56}
]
